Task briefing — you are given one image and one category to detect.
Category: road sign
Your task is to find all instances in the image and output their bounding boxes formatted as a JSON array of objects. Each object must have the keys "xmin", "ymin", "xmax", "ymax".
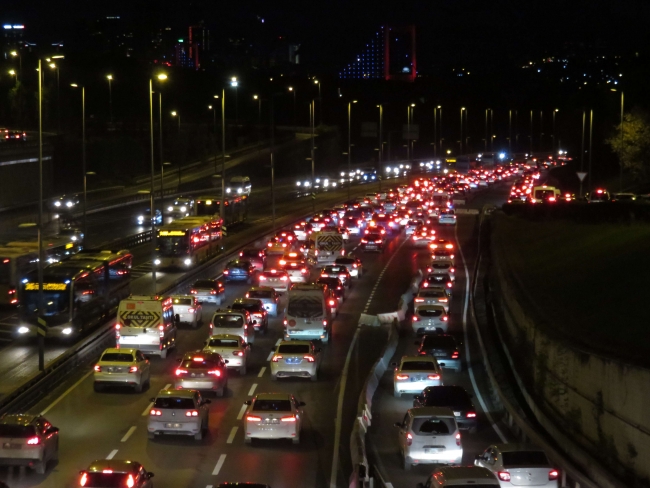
[
  {"xmin": 37, "ymin": 317, "xmax": 47, "ymax": 337},
  {"xmin": 576, "ymin": 172, "xmax": 587, "ymax": 182},
  {"xmin": 222, "ymin": 225, "xmax": 227, "ymax": 237},
  {"xmin": 311, "ymin": 193, "xmax": 316, "ymax": 200}
]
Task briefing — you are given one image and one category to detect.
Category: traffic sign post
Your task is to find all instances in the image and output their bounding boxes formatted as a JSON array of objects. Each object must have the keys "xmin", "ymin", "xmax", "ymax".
[
  {"xmin": 222, "ymin": 225, "xmax": 227, "ymax": 238},
  {"xmin": 577, "ymin": 172, "xmax": 587, "ymax": 198},
  {"xmin": 37, "ymin": 317, "xmax": 47, "ymax": 371}
]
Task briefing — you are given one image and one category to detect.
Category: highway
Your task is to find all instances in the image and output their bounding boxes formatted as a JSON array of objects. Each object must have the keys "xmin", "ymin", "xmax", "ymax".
[{"xmin": 0, "ymin": 179, "xmax": 516, "ymax": 488}]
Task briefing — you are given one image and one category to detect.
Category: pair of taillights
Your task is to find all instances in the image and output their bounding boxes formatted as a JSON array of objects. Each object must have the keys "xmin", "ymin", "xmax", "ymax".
[
  {"xmin": 94, "ymin": 365, "xmax": 138, "ymax": 373},
  {"xmin": 412, "ymin": 316, "xmax": 448, "ymax": 322},
  {"xmin": 175, "ymin": 368, "xmax": 221, "ymax": 376},
  {"xmin": 272, "ymin": 354, "xmax": 315, "ymax": 362},
  {"xmin": 396, "ymin": 373, "xmax": 440, "ymax": 380},
  {"xmin": 150, "ymin": 409, "xmax": 199, "ymax": 417},
  {"xmin": 414, "ymin": 298, "xmax": 448, "ymax": 303},
  {"xmin": 246, "ymin": 414, "xmax": 296, "ymax": 422},
  {"xmin": 497, "ymin": 470, "xmax": 558, "ymax": 481}
]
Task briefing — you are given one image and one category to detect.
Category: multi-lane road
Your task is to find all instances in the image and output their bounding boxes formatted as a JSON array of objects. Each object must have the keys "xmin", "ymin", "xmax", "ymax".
[{"xmin": 0, "ymin": 178, "xmax": 516, "ymax": 488}]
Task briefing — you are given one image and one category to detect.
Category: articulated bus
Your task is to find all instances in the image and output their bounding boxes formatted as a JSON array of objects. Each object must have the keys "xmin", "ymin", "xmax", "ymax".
[
  {"xmin": 154, "ymin": 215, "xmax": 222, "ymax": 269},
  {"xmin": 0, "ymin": 247, "xmax": 39, "ymax": 306},
  {"xmin": 6, "ymin": 235, "xmax": 82, "ymax": 264},
  {"xmin": 195, "ymin": 195, "xmax": 248, "ymax": 226},
  {"xmin": 19, "ymin": 249, "xmax": 132, "ymax": 339}
]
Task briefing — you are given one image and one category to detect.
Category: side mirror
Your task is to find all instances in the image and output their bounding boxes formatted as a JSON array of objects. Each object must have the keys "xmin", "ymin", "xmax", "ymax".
[
  {"xmin": 147, "ymin": 472, "xmax": 155, "ymax": 479},
  {"xmin": 224, "ymin": 359, "xmax": 229, "ymax": 364},
  {"xmin": 298, "ymin": 401, "xmax": 306, "ymax": 407},
  {"xmin": 244, "ymin": 400, "xmax": 251, "ymax": 405}
]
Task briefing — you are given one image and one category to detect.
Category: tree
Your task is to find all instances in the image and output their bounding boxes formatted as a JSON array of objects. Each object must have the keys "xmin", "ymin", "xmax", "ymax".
[{"xmin": 606, "ymin": 109, "xmax": 650, "ymax": 182}]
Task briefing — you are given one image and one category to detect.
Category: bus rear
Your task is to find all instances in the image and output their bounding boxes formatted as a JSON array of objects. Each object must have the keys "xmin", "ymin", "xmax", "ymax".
[
  {"xmin": 116, "ymin": 296, "xmax": 176, "ymax": 358},
  {"xmin": 0, "ymin": 248, "xmax": 38, "ymax": 306}
]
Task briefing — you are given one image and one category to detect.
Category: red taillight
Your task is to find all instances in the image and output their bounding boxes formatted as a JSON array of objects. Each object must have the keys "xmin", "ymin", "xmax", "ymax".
[
  {"xmin": 498, "ymin": 471, "xmax": 511, "ymax": 481},
  {"xmin": 94, "ymin": 365, "xmax": 101, "ymax": 372},
  {"xmin": 446, "ymin": 282, "xmax": 452, "ymax": 288},
  {"xmin": 427, "ymin": 374, "xmax": 440, "ymax": 380},
  {"xmin": 303, "ymin": 355, "xmax": 315, "ymax": 362},
  {"xmin": 233, "ymin": 350, "xmax": 244, "ymax": 357},
  {"xmin": 190, "ymin": 289, "xmax": 197, "ymax": 294},
  {"xmin": 322, "ymin": 320, "xmax": 327, "ymax": 326},
  {"xmin": 280, "ymin": 276, "xmax": 288, "ymax": 281},
  {"xmin": 207, "ymin": 369, "xmax": 221, "ymax": 376},
  {"xmin": 210, "ymin": 290, "xmax": 217, "ymax": 294},
  {"xmin": 412, "ymin": 316, "xmax": 419, "ymax": 322},
  {"xmin": 259, "ymin": 275, "xmax": 266, "ymax": 280},
  {"xmin": 301, "ymin": 268, "xmax": 308, "ymax": 274},
  {"xmin": 223, "ymin": 270, "xmax": 229, "ymax": 275},
  {"xmin": 451, "ymin": 351, "xmax": 459, "ymax": 359},
  {"xmin": 442, "ymin": 316, "xmax": 448, "ymax": 321},
  {"xmin": 352, "ymin": 263, "xmax": 357, "ymax": 268},
  {"xmin": 422, "ymin": 282, "xmax": 429, "ymax": 288},
  {"xmin": 329, "ymin": 300, "xmax": 335, "ymax": 306},
  {"xmin": 7, "ymin": 287, "xmax": 16, "ymax": 295},
  {"xmin": 456, "ymin": 432, "xmax": 461, "ymax": 446},
  {"xmin": 185, "ymin": 410, "xmax": 199, "ymax": 417},
  {"xmin": 246, "ymin": 415, "xmax": 262, "ymax": 422},
  {"xmin": 150, "ymin": 409, "xmax": 162, "ymax": 416},
  {"xmin": 126, "ymin": 474, "xmax": 135, "ymax": 488},
  {"xmin": 175, "ymin": 369, "xmax": 188, "ymax": 376},
  {"xmin": 272, "ymin": 355, "xmax": 282, "ymax": 362},
  {"xmin": 466, "ymin": 412, "xmax": 476, "ymax": 418},
  {"xmin": 549, "ymin": 469, "xmax": 559, "ymax": 480},
  {"xmin": 26, "ymin": 436, "xmax": 40, "ymax": 445},
  {"xmin": 115, "ymin": 323, "xmax": 121, "ymax": 330},
  {"xmin": 188, "ymin": 307, "xmax": 195, "ymax": 313},
  {"xmin": 281, "ymin": 415, "xmax": 296, "ymax": 422},
  {"xmin": 361, "ymin": 239, "xmax": 367, "ymax": 243},
  {"xmin": 129, "ymin": 366, "xmax": 138, "ymax": 373},
  {"xmin": 406, "ymin": 432, "xmax": 413, "ymax": 446},
  {"xmin": 80, "ymin": 473, "xmax": 88, "ymax": 486},
  {"xmin": 396, "ymin": 374, "xmax": 409, "ymax": 380}
]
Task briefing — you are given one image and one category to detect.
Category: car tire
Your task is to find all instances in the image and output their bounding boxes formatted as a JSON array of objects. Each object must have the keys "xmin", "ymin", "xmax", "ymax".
[
  {"xmin": 402, "ymin": 455, "xmax": 411, "ymax": 471},
  {"xmin": 194, "ymin": 430, "xmax": 203, "ymax": 441},
  {"xmin": 93, "ymin": 382, "xmax": 103, "ymax": 393},
  {"xmin": 34, "ymin": 460, "xmax": 46, "ymax": 475},
  {"xmin": 160, "ymin": 348, "xmax": 168, "ymax": 359},
  {"xmin": 271, "ymin": 374, "xmax": 278, "ymax": 381},
  {"xmin": 394, "ymin": 390, "xmax": 401, "ymax": 398},
  {"xmin": 239, "ymin": 365, "xmax": 247, "ymax": 376},
  {"xmin": 292, "ymin": 435, "xmax": 300, "ymax": 445},
  {"xmin": 148, "ymin": 432, "xmax": 155, "ymax": 440},
  {"xmin": 310, "ymin": 371, "xmax": 318, "ymax": 382},
  {"xmin": 216, "ymin": 385, "xmax": 225, "ymax": 398},
  {"xmin": 134, "ymin": 382, "xmax": 143, "ymax": 393}
]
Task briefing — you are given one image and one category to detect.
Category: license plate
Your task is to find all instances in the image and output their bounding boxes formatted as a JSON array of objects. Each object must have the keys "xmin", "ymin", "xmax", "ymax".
[
  {"xmin": 286, "ymin": 358, "xmax": 300, "ymax": 364},
  {"xmin": 434, "ymin": 352, "xmax": 446, "ymax": 357},
  {"xmin": 165, "ymin": 423, "xmax": 182, "ymax": 428},
  {"xmin": 424, "ymin": 448, "xmax": 441, "ymax": 454},
  {"xmin": 265, "ymin": 419, "xmax": 280, "ymax": 424},
  {"xmin": 453, "ymin": 411, "xmax": 461, "ymax": 416}
]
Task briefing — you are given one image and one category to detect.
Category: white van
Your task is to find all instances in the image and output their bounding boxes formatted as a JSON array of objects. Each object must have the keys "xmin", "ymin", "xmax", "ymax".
[
  {"xmin": 226, "ymin": 176, "xmax": 251, "ymax": 196},
  {"xmin": 116, "ymin": 296, "xmax": 177, "ymax": 358},
  {"xmin": 209, "ymin": 309, "xmax": 253, "ymax": 344},
  {"xmin": 284, "ymin": 284, "xmax": 332, "ymax": 343},
  {"xmin": 416, "ymin": 466, "xmax": 500, "ymax": 488}
]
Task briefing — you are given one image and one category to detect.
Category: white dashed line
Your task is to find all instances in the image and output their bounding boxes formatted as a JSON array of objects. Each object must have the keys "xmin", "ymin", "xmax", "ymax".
[
  {"xmin": 248, "ymin": 383, "xmax": 257, "ymax": 396},
  {"xmin": 226, "ymin": 426, "xmax": 238, "ymax": 444},
  {"xmin": 106, "ymin": 449, "xmax": 118, "ymax": 460},
  {"xmin": 142, "ymin": 402, "xmax": 154, "ymax": 416},
  {"xmin": 121, "ymin": 426, "xmax": 136, "ymax": 442},
  {"xmin": 266, "ymin": 351, "xmax": 274, "ymax": 361},
  {"xmin": 212, "ymin": 454, "xmax": 227, "ymax": 475},
  {"xmin": 275, "ymin": 338, "xmax": 282, "ymax": 346},
  {"xmin": 236, "ymin": 403, "xmax": 248, "ymax": 420},
  {"xmin": 258, "ymin": 366, "xmax": 266, "ymax": 377}
]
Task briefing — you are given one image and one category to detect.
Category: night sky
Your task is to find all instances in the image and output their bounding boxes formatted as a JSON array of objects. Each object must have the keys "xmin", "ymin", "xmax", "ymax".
[{"xmin": 4, "ymin": 0, "xmax": 649, "ymax": 73}]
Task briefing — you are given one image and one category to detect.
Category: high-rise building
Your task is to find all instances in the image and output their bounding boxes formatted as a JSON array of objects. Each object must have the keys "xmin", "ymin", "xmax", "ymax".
[{"xmin": 188, "ymin": 23, "xmax": 210, "ymax": 70}]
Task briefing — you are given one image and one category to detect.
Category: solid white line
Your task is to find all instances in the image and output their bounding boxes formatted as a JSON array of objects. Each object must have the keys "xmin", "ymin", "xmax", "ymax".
[
  {"xmin": 330, "ymin": 327, "xmax": 361, "ymax": 488},
  {"xmin": 455, "ymin": 223, "xmax": 508, "ymax": 443},
  {"xmin": 236, "ymin": 403, "xmax": 248, "ymax": 420},
  {"xmin": 41, "ymin": 370, "xmax": 92, "ymax": 415},
  {"xmin": 248, "ymin": 383, "xmax": 257, "ymax": 396},
  {"xmin": 141, "ymin": 402, "xmax": 154, "ymax": 416},
  {"xmin": 212, "ymin": 454, "xmax": 227, "ymax": 475},
  {"xmin": 226, "ymin": 426, "xmax": 238, "ymax": 444},
  {"xmin": 206, "ymin": 485, "xmax": 213, "ymax": 488},
  {"xmin": 266, "ymin": 351, "xmax": 274, "ymax": 361},
  {"xmin": 106, "ymin": 449, "xmax": 118, "ymax": 460},
  {"xmin": 121, "ymin": 426, "xmax": 136, "ymax": 443},
  {"xmin": 258, "ymin": 366, "xmax": 266, "ymax": 378}
]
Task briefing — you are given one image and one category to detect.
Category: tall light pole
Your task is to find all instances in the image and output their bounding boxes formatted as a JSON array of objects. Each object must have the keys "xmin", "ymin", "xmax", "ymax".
[
  {"xmin": 309, "ymin": 99, "xmax": 316, "ymax": 206},
  {"xmin": 314, "ymin": 79, "xmax": 322, "ymax": 126},
  {"xmin": 253, "ymin": 95, "xmax": 262, "ymax": 145},
  {"xmin": 158, "ymin": 90, "xmax": 164, "ymax": 221},
  {"xmin": 529, "ymin": 110, "xmax": 534, "ymax": 154},
  {"xmin": 221, "ymin": 77, "xmax": 238, "ymax": 221},
  {"xmin": 149, "ymin": 73, "xmax": 167, "ymax": 293},
  {"xmin": 433, "ymin": 105, "xmax": 440, "ymax": 158},
  {"xmin": 484, "ymin": 108, "xmax": 490, "ymax": 151},
  {"xmin": 210, "ymin": 95, "xmax": 219, "ymax": 174},
  {"xmin": 539, "ymin": 110, "xmax": 544, "ymax": 152},
  {"xmin": 107, "ymin": 75, "xmax": 113, "ymax": 124},
  {"xmin": 439, "ymin": 107, "xmax": 443, "ymax": 155},
  {"xmin": 613, "ymin": 90, "xmax": 625, "ymax": 191},
  {"xmin": 407, "ymin": 103, "xmax": 415, "ymax": 161},
  {"xmin": 8, "ymin": 69, "xmax": 17, "ymax": 83},
  {"xmin": 460, "ymin": 107, "xmax": 466, "ymax": 155},
  {"xmin": 288, "ymin": 86, "xmax": 296, "ymax": 127},
  {"xmin": 10, "ymin": 50, "xmax": 21, "ymax": 81},
  {"xmin": 232, "ymin": 77, "xmax": 239, "ymax": 130},
  {"xmin": 48, "ymin": 62, "xmax": 60, "ymax": 132},
  {"xmin": 70, "ymin": 84, "xmax": 86, "ymax": 238},
  {"xmin": 377, "ymin": 103, "xmax": 383, "ymax": 171},
  {"xmin": 508, "ymin": 110, "xmax": 512, "ymax": 155},
  {"xmin": 269, "ymin": 92, "xmax": 283, "ymax": 231},
  {"xmin": 580, "ymin": 109, "xmax": 586, "ymax": 198},
  {"xmin": 171, "ymin": 111, "xmax": 180, "ymax": 132},
  {"xmin": 347, "ymin": 100, "xmax": 357, "ymax": 199},
  {"xmin": 588, "ymin": 109, "xmax": 593, "ymax": 194},
  {"xmin": 490, "ymin": 109, "xmax": 494, "ymax": 151}
]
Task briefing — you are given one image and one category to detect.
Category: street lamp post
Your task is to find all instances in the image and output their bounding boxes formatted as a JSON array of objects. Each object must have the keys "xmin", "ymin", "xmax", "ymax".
[
  {"xmin": 310, "ymin": 99, "xmax": 316, "ymax": 191},
  {"xmin": 377, "ymin": 103, "xmax": 383, "ymax": 171},
  {"xmin": 552, "ymin": 108, "xmax": 559, "ymax": 155},
  {"xmin": 529, "ymin": 110, "xmax": 534, "ymax": 154},
  {"xmin": 460, "ymin": 107, "xmax": 466, "ymax": 155},
  {"xmin": 288, "ymin": 86, "xmax": 296, "ymax": 127},
  {"xmin": 10, "ymin": 50, "xmax": 21, "ymax": 81},
  {"xmin": 70, "ymin": 84, "xmax": 86, "ymax": 237},
  {"xmin": 107, "ymin": 75, "xmax": 113, "ymax": 124},
  {"xmin": 509, "ymin": 110, "xmax": 512, "ymax": 155},
  {"xmin": 171, "ymin": 111, "xmax": 180, "ymax": 133},
  {"xmin": 347, "ymin": 100, "xmax": 357, "ymax": 199},
  {"xmin": 211, "ymin": 95, "xmax": 219, "ymax": 174},
  {"xmin": 407, "ymin": 104, "xmax": 415, "ymax": 161},
  {"xmin": 484, "ymin": 108, "xmax": 490, "ymax": 151},
  {"xmin": 220, "ymin": 77, "xmax": 238, "ymax": 221},
  {"xmin": 253, "ymin": 95, "xmax": 262, "ymax": 146},
  {"xmin": 48, "ymin": 62, "xmax": 60, "ymax": 132},
  {"xmin": 433, "ymin": 105, "xmax": 440, "ymax": 158},
  {"xmin": 158, "ymin": 91, "xmax": 164, "ymax": 221},
  {"xmin": 314, "ymin": 79, "xmax": 322, "ymax": 126}
]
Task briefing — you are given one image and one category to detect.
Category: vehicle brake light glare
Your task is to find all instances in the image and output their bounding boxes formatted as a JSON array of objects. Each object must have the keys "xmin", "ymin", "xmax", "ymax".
[
  {"xmin": 115, "ymin": 323, "xmax": 121, "ymax": 330},
  {"xmin": 549, "ymin": 470, "xmax": 559, "ymax": 480},
  {"xmin": 150, "ymin": 409, "xmax": 162, "ymax": 416},
  {"xmin": 272, "ymin": 355, "xmax": 282, "ymax": 362},
  {"xmin": 190, "ymin": 289, "xmax": 197, "ymax": 294},
  {"xmin": 126, "ymin": 474, "xmax": 135, "ymax": 488},
  {"xmin": 396, "ymin": 374, "xmax": 409, "ymax": 380},
  {"xmin": 466, "ymin": 412, "xmax": 476, "ymax": 418},
  {"xmin": 129, "ymin": 366, "xmax": 138, "ymax": 373},
  {"xmin": 94, "ymin": 365, "xmax": 101, "ymax": 372},
  {"xmin": 456, "ymin": 432, "xmax": 461, "ymax": 446},
  {"xmin": 428, "ymin": 374, "xmax": 440, "ymax": 380},
  {"xmin": 498, "ymin": 471, "xmax": 511, "ymax": 481},
  {"xmin": 26, "ymin": 436, "xmax": 40, "ymax": 445},
  {"xmin": 414, "ymin": 298, "xmax": 424, "ymax": 302},
  {"xmin": 207, "ymin": 369, "xmax": 221, "ymax": 376},
  {"xmin": 234, "ymin": 350, "xmax": 244, "ymax": 357},
  {"xmin": 281, "ymin": 415, "xmax": 297, "ymax": 422},
  {"xmin": 185, "ymin": 410, "xmax": 199, "ymax": 417},
  {"xmin": 303, "ymin": 355, "xmax": 315, "ymax": 362},
  {"xmin": 451, "ymin": 350, "xmax": 459, "ymax": 358},
  {"xmin": 188, "ymin": 307, "xmax": 195, "ymax": 313},
  {"xmin": 442, "ymin": 316, "xmax": 448, "ymax": 321},
  {"xmin": 246, "ymin": 415, "xmax": 262, "ymax": 422},
  {"xmin": 322, "ymin": 320, "xmax": 327, "ymax": 326},
  {"xmin": 193, "ymin": 357, "xmax": 204, "ymax": 361},
  {"xmin": 406, "ymin": 432, "xmax": 413, "ymax": 446},
  {"xmin": 175, "ymin": 368, "xmax": 188, "ymax": 376},
  {"xmin": 80, "ymin": 472, "xmax": 88, "ymax": 486}
]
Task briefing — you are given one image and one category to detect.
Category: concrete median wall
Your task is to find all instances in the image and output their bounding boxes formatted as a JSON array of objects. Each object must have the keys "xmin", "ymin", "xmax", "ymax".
[{"xmin": 491, "ymin": 219, "xmax": 650, "ymax": 487}]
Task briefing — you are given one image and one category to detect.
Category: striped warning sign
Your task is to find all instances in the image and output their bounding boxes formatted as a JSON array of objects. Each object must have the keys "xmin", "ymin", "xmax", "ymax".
[
  {"xmin": 316, "ymin": 234, "xmax": 343, "ymax": 252},
  {"xmin": 119, "ymin": 311, "xmax": 161, "ymax": 328}
]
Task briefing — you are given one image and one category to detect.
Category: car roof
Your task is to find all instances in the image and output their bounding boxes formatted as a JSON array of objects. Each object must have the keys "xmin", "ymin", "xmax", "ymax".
[
  {"xmin": 278, "ymin": 340, "xmax": 312, "ymax": 347},
  {"xmin": 402, "ymin": 355, "xmax": 437, "ymax": 363},
  {"xmin": 182, "ymin": 350, "xmax": 220, "ymax": 360},
  {"xmin": 102, "ymin": 348, "xmax": 136, "ymax": 355},
  {"xmin": 0, "ymin": 414, "xmax": 39, "ymax": 425},
  {"xmin": 207, "ymin": 334, "xmax": 243, "ymax": 341},
  {"xmin": 409, "ymin": 406, "xmax": 456, "ymax": 418},
  {"xmin": 87, "ymin": 460, "xmax": 141, "ymax": 473},
  {"xmin": 156, "ymin": 388, "xmax": 196, "ymax": 398},
  {"xmin": 254, "ymin": 392, "xmax": 292, "ymax": 401},
  {"xmin": 492, "ymin": 443, "xmax": 545, "ymax": 453},
  {"xmin": 433, "ymin": 466, "xmax": 498, "ymax": 482}
]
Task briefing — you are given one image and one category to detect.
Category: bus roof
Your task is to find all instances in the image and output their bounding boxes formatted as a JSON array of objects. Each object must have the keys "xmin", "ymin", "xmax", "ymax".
[
  {"xmin": 0, "ymin": 246, "xmax": 39, "ymax": 258},
  {"xmin": 66, "ymin": 249, "xmax": 131, "ymax": 262}
]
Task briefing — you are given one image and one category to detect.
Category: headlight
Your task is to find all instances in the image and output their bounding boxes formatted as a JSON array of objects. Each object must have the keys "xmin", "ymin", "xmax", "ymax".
[
  {"xmin": 180, "ymin": 206, "xmax": 187, "ymax": 212},
  {"xmin": 54, "ymin": 201, "xmax": 61, "ymax": 207},
  {"xmin": 168, "ymin": 206, "xmax": 173, "ymax": 211},
  {"xmin": 66, "ymin": 201, "xmax": 74, "ymax": 207},
  {"xmin": 184, "ymin": 258, "xmax": 192, "ymax": 266},
  {"xmin": 137, "ymin": 216, "xmax": 144, "ymax": 223},
  {"xmin": 237, "ymin": 188, "xmax": 242, "ymax": 194},
  {"xmin": 154, "ymin": 259, "xmax": 161, "ymax": 266},
  {"xmin": 226, "ymin": 188, "xmax": 231, "ymax": 193},
  {"xmin": 62, "ymin": 327, "xmax": 73, "ymax": 335},
  {"xmin": 71, "ymin": 236, "xmax": 77, "ymax": 241},
  {"xmin": 296, "ymin": 181, "xmax": 301, "ymax": 186},
  {"xmin": 18, "ymin": 326, "xmax": 30, "ymax": 334}
]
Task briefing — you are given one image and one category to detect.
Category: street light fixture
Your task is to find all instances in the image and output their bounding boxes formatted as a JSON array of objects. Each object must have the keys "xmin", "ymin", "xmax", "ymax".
[
  {"xmin": 171, "ymin": 111, "xmax": 180, "ymax": 132},
  {"xmin": 313, "ymin": 79, "xmax": 322, "ymax": 125}
]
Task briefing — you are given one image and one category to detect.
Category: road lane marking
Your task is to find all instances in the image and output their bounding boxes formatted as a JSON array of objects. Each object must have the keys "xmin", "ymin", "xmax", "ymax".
[
  {"xmin": 41, "ymin": 370, "xmax": 92, "ymax": 415},
  {"xmin": 247, "ymin": 383, "xmax": 257, "ymax": 396},
  {"xmin": 236, "ymin": 403, "xmax": 248, "ymax": 420},
  {"xmin": 212, "ymin": 454, "xmax": 227, "ymax": 475},
  {"xmin": 455, "ymin": 222, "xmax": 508, "ymax": 443},
  {"xmin": 106, "ymin": 449, "xmax": 118, "ymax": 460},
  {"xmin": 121, "ymin": 426, "xmax": 136, "ymax": 442},
  {"xmin": 266, "ymin": 351, "xmax": 274, "ymax": 361},
  {"xmin": 258, "ymin": 366, "xmax": 266, "ymax": 377},
  {"xmin": 275, "ymin": 338, "xmax": 282, "ymax": 346},
  {"xmin": 142, "ymin": 402, "xmax": 154, "ymax": 416},
  {"xmin": 226, "ymin": 426, "xmax": 238, "ymax": 444},
  {"xmin": 163, "ymin": 383, "xmax": 171, "ymax": 390}
]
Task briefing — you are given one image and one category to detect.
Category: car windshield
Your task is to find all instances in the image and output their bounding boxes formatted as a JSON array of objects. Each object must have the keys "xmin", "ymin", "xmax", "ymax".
[
  {"xmin": 502, "ymin": 451, "xmax": 550, "ymax": 467},
  {"xmin": 153, "ymin": 397, "xmax": 195, "ymax": 409},
  {"xmin": 194, "ymin": 280, "xmax": 216, "ymax": 288},
  {"xmin": 207, "ymin": 338, "xmax": 239, "ymax": 347},
  {"xmin": 228, "ymin": 262, "xmax": 249, "ymax": 269},
  {"xmin": 422, "ymin": 387, "xmax": 470, "ymax": 406},
  {"xmin": 335, "ymin": 258, "xmax": 355, "ymax": 264},
  {"xmin": 181, "ymin": 358, "xmax": 220, "ymax": 368},
  {"xmin": 365, "ymin": 234, "xmax": 381, "ymax": 240},
  {"xmin": 287, "ymin": 299, "xmax": 323, "ymax": 318},
  {"xmin": 0, "ymin": 424, "xmax": 37, "ymax": 438},
  {"xmin": 172, "ymin": 298, "xmax": 193, "ymax": 306},
  {"xmin": 278, "ymin": 344, "xmax": 310, "ymax": 354},
  {"xmin": 412, "ymin": 417, "xmax": 453, "ymax": 435},
  {"xmin": 318, "ymin": 278, "xmax": 340, "ymax": 288},
  {"xmin": 418, "ymin": 308, "xmax": 443, "ymax": 317},
  {"xmin": 213, "ymin": 314, "xmax": 244, "ymax": 328},
  {"xmin": 100, "ymin": 353, "xmax": 134, "ymax": 362},
  {"xmin": 431, "ymin": 264, "xmax": 450, "ymax": 269},
  {"xmin": 434, "ymin": 250, "xmax": 452, "ymax": 256},
  {"xmin": 422, "ymin": 336, "xmax": 456, "ymax": 349},
  {"xmin": 232, "ymin": 303, "xmax": 259, "ymax": 312},
  {"xmin": 247, "ymin": 290, "xmax": 273, "ymax": 299},
  {"xmin": 83, "ymin": 473, "xmax": 134, "ymax": 488},
  {"xmin": 324, "ymin": 266, "xmax": 346, "ymax": 274},
  {"xmin": 419, "ymin": 290, "xmax": 445, "ymax": 298},
  {"xmin": 252, "ymin": 399, "xmax": 292, "ymax": 412},
  {"xmin": 401, "ymin": 361, "xmax": 436, "ymax": 371}
]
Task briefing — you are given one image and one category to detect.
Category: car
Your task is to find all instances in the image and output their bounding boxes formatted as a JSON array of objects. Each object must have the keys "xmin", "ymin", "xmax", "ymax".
[
  {"xmin": 416, "ymin": 466, "xmax": 500, "ymax": 488},
  {"xmin": 587, "ymin": 188, "xmax": 610, "ymax": 203},
  {"xmin": 413, "ymin": 386, "xmax": 477, "ymax": 432},
  {"xmin": 414, "ymin": 288, "xmax": 450, "ymax": 311},
  {"xmin": 334, "ymin": 255, "xmax": 363, "ymax": 278},
  {"xmin": 427, "ymin": 261, "xmax": 456, "ymax": 281},
  {"xmin": 190, "ymin": 279, "xmax": 225, "ymax": 305},
  {"xmin": 270, "ymin": 340, "xmax": 321, "ymax": 381},
  {"xmin": 93, "ymin": 348, "xmax": 151, "ymax": 393},
  {"xmin": 416, "ymin": 334, "xmax": 461, "ymax": 372},
  {"xmin": 421, "ymin": 273, "xmax": 453, "ymax": 294},
  {"xmin": 372, "ymin": 213, "xmax": 399, "ymax": 234},
  {"xmin": 174, "ymin": 350, "xmax": 228, "ymax": 396},
  {"xmin": 438, "ymin": 209, "xmax": 457, "ymax": 225},
  {"xmin": 411, "ymin": 226, "xmax": 437, "ymax": 247},
  {"xmin": 412, "ymin": 305, "xmax": 450, "ymax": 334},
  {"xmin": 231, "ymin": 298, "xmax": 269, "ymax": 333},
  {"xmin": 167, "ymin": 197, "xmax": 194, "ymax": 217},
  {"xmin": 360, "ymin": 232, "xmax": 385, "ymax": 252},
  {"xmin": 364, "ymin": 224, "xmax": 387, "ymax": 236},
  {"xmin": 393, "ymin": 356, "xmax": 443, "ymax": 398},
  {"xmin": 79, "ymin": 460, "xmax": 154, "ymax": 488},
  {"xmin": 223, "ymin": 259, "xmax": 255, "ymax": 283},
  {"xmin": 148, "ymin": 389, "xmax": 211, "ymax": 440},
  {"xmin": 51, "ymin": 193, "xmax": 80, "ymax": 211},
  {"xmin": 320, "ymin": 265, "xmax": 352, "ymax": 287},
  {"xmin": 239, "ymin": 248, "xmax": 266, "ymax": 271},
  {"xmin": 203, "ymin": 334, "xmax": 249, "ymax": 375},
  {"xmin": 226, "ymin": 175, "xmax": 251, "ymax": 195},
  {"xmin": 245, "ymin": 286, "xmax": 280, "ymax": 316},
  {"xmin": 316, "ymin": 277, "xmax": 346, "ymax": 304},
  {"xmin": 279, "ymin": 251, "xmax": 309, "ymax": 283},
  {"xmin": 291, "ymin": 221, "xmax": 313, "ymax": 241},
  {"xmin": 612, "ymin": 192, "xmax": 636, "ymax": 202},
  {"xmin": 137, "ymin": 209, "xmax": 162, "ymax": 226},
  {"xmin": 210, "ymin": 309, "xmax": 253, "ymax": 344},
  {"xmin": 0, "ymin": 415, "xmax": 59, "ymax": 474},
  {"xmin": 431, "ymin": 248, "xmax": 455, "ymax": 265},
  {"xmin": 474, "ymin": 444, "xmax": 560, "ymax": 487},
  {"xmin": 394, "ymin": 407, "xmax": 463, "ymax": 469},
  {"xmin": 169, "ymin": 295, "xmax": 202, "ymax": 328},
  {"xmin": 258, "ymin": 269, "xmax": 290, "ymax": 293},
  {"xmin": 405, "ymin": 219, "xmax": 422, "ymax": 235},
  {"xmin": 243, "ymin": 393, "xmax": 305, "ymax": 444}
]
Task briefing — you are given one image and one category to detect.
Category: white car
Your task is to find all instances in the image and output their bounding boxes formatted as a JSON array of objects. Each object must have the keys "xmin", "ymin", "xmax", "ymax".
[
  {"xmin": 148, "ymin": 389, "xmax": 210, "ymax": 440},
  {"xmin": 246, "ymin": 286, "xmax": 280, "ymax": 316},
  {"xmin": 169, "ymin": 295, "xmax": 202, "ymax": 328},
  {"xmin": 93, "ymin": 348, "xmax": 151, "ymax": 393},
  {"xmin": 244, "ymin": 393, "xmax": 305, "ymax": 444},
  {"xmin": 203, "ymin": 334, "xmax": 249, "ymax": 375},
  {"xmin": 414, "ymin": 288, "xmax": 450, "ymax": 312},
  {"xmin": 412, "ymin": 304, "xmax": 449, "ymax": 334},
  {"xmin": 438, "ymin": 209, "xmax": 457, "ymax": 225},
  {"xmin": 393, "ymin": 356, "xmax": 443, "ymax": 398},
  {"xmin": 475, "ymin": 444, "xmax": 560, "ymax": 487},
  {"xmin": 427, "ymin": 261, "xmax": 456, "ymax": 281},
  {"xmin": 270, "ymin": 340, "xmax": 321, "ymax": 381},
  {"xmin": 395, "ymin": 407, "xmax": 463, "ymax": 470}
]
